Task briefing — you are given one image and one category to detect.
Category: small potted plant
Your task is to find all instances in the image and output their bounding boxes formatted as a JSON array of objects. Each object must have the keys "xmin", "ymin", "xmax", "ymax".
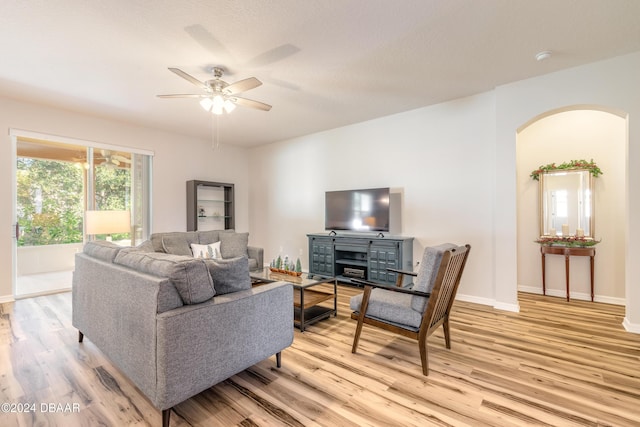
[{"xmin": 295, "ymin": 258, "xmax": 302, "ymax": 276}]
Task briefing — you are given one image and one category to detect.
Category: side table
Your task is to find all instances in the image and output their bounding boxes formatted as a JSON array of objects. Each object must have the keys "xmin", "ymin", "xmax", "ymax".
[{"xmin": 540, "ymin": 245, "xmax": 595, "ymax": 302}]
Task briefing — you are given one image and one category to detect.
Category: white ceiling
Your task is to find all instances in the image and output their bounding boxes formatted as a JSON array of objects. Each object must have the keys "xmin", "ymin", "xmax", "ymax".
[{"xmin": 1, "ymin": 1, "xmax": 639, "ymax": 147}]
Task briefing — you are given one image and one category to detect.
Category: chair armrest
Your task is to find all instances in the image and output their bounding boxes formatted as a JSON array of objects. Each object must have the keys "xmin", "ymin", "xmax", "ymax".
[
  {"xmin": 351, "ymin": 278, "xmax": 430, "ymax": 298},
  {"xmin": 386, "ymin": 267, "xmax": 417, "ymax": 277}
]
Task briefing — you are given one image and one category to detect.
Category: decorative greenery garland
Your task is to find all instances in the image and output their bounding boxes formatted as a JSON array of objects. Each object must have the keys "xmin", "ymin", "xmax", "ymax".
[
  {"xmin": 532, "ymin": 159, "xmax": 602, "ymax": 246},
  {"xmin": 535, "ymin": 236, "xmax": 600, "ymax": 247},
  {"xmin": 530, "ymin": 159, "xmax": 602, "ymax": 181}
]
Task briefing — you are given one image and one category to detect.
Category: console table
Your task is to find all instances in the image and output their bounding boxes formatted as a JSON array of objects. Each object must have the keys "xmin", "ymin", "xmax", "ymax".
[{"xmin": 540, "ymin": 245, "xmax": 595, "ymax": 302}]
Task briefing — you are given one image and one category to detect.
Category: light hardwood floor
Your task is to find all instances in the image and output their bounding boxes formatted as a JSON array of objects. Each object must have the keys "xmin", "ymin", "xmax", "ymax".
[{"xmin": 1, "ymin": 286, "xmax": 639, "ymax": 426}]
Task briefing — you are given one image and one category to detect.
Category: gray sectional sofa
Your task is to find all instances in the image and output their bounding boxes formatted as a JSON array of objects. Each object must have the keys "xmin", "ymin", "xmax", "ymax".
[
  {"xmin": 147, "ymin": 229, "xmax": 264, "ymax": 271},
  {"xmin": 72, "ymin": 231, "xmax": 292, "ymax": 426}
]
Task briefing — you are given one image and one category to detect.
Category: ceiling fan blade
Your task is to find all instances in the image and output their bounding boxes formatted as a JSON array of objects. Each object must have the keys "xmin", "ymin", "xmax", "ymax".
[
  {"xmin": 184, "ymin": 24, "xmax": 233, "ymax": 62},
  {"xmin": 157, "ymin": 94, "xmax": 206, "ymax": 98},
  {"xmin": 225, "ymin": 77, "xmax": 262, "ymax": 95},
  {"xmin": 112, "ymin": 155, "xmax": 131, "ymax": 163},
  {"xmin": 168, "ymin": 67, "xmax": 207, "ymax": 90},
  {"xmin": 232, "ymin": 96, "xmax": 272, "ymax": 111},
  {"xmin": 246, "ymin": 44, "xmax": 300, "ymax": 67}
]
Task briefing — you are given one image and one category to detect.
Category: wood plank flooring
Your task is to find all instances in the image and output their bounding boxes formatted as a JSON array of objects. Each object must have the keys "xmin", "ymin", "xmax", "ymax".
[{"xmin": 1, "ymin": 286, "xmax": 639, "ymax": 426}]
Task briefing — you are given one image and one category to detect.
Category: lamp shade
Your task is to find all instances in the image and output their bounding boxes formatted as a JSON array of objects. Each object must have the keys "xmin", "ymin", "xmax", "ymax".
[{"xmin": 85, "ymin": 210, "xmax": 131, "ymax": 235}]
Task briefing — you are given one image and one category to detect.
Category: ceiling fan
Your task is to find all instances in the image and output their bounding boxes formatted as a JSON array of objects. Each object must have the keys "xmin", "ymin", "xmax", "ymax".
[
  {"xmin": 157, "ymin": 66, "xmax": 272, "ymax": 114},
  {"xmin": 96, "ymin": 150, "xmax": 131, "ymax": 167}
]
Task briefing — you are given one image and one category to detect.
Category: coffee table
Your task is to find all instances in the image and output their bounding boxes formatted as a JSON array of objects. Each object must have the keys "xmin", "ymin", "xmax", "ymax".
[{"xmin": 250, "ymin": 268, "xmax": 337, "ymax": 332}]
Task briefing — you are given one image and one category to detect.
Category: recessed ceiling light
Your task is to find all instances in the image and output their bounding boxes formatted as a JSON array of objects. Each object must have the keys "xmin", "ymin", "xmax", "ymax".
[{"xmin": 535, "ymin": 51, "xmax": 552, "ymax": 61}]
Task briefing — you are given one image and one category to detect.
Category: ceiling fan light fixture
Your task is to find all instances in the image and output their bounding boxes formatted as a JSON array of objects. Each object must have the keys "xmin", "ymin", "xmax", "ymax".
[
  {"xmin": 200, "ymin": 97, "xmax": 214, "ymax": 112},
  {"xmin": 223, "ymin": 99, "xmax": 236, "ymax": 113},
  {"xmin": 211, "ymin": 95, "xmax": 225, "ymax": 115}
]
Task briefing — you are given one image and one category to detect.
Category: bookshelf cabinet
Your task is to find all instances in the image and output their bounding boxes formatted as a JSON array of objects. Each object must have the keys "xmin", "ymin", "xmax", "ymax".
[{"xmin": 186, "ymin": 180, "xmax": 234, "ymax": 231}]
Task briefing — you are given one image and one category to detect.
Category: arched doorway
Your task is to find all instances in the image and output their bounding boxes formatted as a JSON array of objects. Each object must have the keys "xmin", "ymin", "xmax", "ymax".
[{"xmin": 516, "ymin": 107, "xmax": 627, "ymax": 304}]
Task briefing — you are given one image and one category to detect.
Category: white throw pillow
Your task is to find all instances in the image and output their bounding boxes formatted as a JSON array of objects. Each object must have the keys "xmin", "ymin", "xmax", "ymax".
[{"xmin": 190, "ymin": 241, "xmax": 221, "ymax": 259}]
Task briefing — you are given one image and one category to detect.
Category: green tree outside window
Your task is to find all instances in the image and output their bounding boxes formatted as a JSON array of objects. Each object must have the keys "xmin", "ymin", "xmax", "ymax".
[{"xmin": 17, "ymin": 158, "xmax": 131, "ymax": 246}]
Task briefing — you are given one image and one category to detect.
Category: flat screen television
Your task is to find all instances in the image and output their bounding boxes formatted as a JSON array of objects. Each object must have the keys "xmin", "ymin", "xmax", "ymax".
[{"xmin": 325, "ymin": 187, "xmax": 390, "ymax": 232}]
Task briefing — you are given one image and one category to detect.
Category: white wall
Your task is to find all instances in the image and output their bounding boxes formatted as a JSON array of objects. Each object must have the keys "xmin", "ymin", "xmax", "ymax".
[
  {"xmin": 17, "ymin": 243, "xmax": 84, "ymax": 274},
  {"xmin": 249, "ymin": 92, "xmax": 497, "ymax": 306},
  {"xmin": 2, "ymin": 52, "xmax": 639, "ymax": 331},
  {"xmin": 0, "ymin": 97, "xmax": 251, "ymax": 301},
  {"xmin": 516, "ymin": 110, "xmax": 626, "ymax": 303},
  {"xmin": 249, "ymin": 52, "xmax": 640, "ymax": 331},
  {"xmin": 495, "ymin": 52, "xmax": 640, "ymax": 330}
]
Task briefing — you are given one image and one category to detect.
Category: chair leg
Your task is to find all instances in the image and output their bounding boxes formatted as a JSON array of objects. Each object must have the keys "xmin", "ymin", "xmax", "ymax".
[
  {"xmin": 352, "ymin": 286, "xmax": 372, "ymax": 353},
  {"xmin": 78, "ymin": 331, "xmax": 84, "ymax": 343},
  {"xmin": 443, "ymin": 318, "xmax": 451, "ymax": 349},
  {"xmin": 276, "ymin": 351, "xmax": 282, "ymax": 368},
  {"xmin": 352, "ymin": 317, "xmax": 364, "ymax": 353},
  {"xmin": 418, "ymin": 334, "xmax": 429, "ymax": 376},
  {"xmin": 162, "ymin": 408, "xmax": 171, "ymax": 427}
]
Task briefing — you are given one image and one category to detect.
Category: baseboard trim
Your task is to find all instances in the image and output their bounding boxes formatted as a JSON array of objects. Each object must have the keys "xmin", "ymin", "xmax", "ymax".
[
  {"xmin": 493, "ymin": 301, "xmax": 520, "ymax": 312},
  {"xmin": 623, "ymin": 318, "xmax": 640, "ymax": 334},
  {"xmin": 518, "ymin": 286, "xmax": 543, "ymax": 295},
  {"xmin": 518, "ymin": 285, "xmax": 625, "ymax": 306},
  {"xmin": 593, "ymin": 295, "xmax": 626, "ymax": 306},
  {"xmin": 455, "ymin": 293, "xmax": 520, "ymax": 313},
  {"xmin": 15, "ymin": 288, "xmax": 71, "ymax": 300},
  {"xmin": 455, "ymin": 293, "xmax": 493, "ymax": 306},
  {"xmin": 0, "ymin": 294, "xmax": 15, "ymax": 304}
]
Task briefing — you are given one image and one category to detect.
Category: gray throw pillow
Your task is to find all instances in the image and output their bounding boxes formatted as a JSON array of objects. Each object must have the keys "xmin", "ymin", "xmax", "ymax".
[
  {"xmin": 168, "ymin": 259, "xmax": 216, "ymax": 304},
  {"xmin": 219, "ymin": 232, "xmax": 249, "ymax": 259},
  {"xmin": 134, "ymin": 239, "xmax": 154, "ymax": 252},
  {"xmin": 161, "ymin": 232, "xmax": 198, "ymax": 256},
  {"xmin": 205, "ymin": 256, "xmax": 251, "ymax": 295},
  {"xmin": 197, "ymin": 230, "xmax": 220, "ymax": 245},
  {"xmin": 114, "ymin": 250, "xmax": 215, "ymax": 304}
]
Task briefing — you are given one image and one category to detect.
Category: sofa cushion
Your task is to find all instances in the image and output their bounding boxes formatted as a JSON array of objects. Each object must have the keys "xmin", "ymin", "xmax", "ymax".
[
  {"xmin": 219, "ymin": 232, "xmax": 249, "ymax": 259},
  {"xmin": 197, "ymin": 230, "xmax": 220, "ymax": 245},
  {"xmin": 114, "ymin": 250, "xmax": 215, "ymax": 304},
  {"xmin": 161, "ymin": 232, "xmax": 199, "ymax": 256},
  {"xmin": 205, "ymin": 256, "xmax": 251, "ymax": 295},
  {"xmin": 83, "ymin": 240, "xmax": 124, "ymax": 263},
  {"xmin": 190, "ymin": 242, "xmax": 221, "ymax": 259}
]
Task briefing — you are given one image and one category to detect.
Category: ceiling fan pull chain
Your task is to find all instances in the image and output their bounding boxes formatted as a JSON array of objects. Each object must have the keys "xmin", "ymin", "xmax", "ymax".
[{"xmin": 211, "ymin": 113, "xmax": 220, "ymax": 150}]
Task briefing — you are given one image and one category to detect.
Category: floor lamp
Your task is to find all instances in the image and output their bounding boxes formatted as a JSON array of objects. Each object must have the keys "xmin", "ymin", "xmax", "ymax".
[{"xmin": 85, "ymin": 210, "xmax": 131, "ymax": 242}]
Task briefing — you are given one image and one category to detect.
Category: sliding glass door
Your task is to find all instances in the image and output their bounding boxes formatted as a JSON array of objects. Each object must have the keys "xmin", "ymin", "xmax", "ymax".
[{"xmin": 11, "ymin": 131, "xmax": 153, "ymax": 298}]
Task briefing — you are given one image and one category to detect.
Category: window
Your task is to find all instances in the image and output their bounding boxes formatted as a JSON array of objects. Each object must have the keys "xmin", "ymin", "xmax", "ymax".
[{"xmin": 14, "ymin": 134, "xmax": 153, "ymax": 246}]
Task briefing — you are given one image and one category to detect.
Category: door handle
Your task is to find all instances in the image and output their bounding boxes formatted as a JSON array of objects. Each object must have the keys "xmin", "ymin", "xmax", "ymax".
[{"xmin": 14, "ymin": 223, "xmax": 19, "ymax": 240}]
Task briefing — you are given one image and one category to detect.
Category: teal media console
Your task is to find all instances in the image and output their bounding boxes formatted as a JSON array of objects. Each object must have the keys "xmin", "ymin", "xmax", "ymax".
[{"xmin": 307, "ymin": 233, "xmax": 414, "ymax": 286}]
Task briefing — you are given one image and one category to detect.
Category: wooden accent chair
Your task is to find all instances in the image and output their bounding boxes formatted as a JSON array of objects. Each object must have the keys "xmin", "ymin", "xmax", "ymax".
[{"xmin": 350, "ymin": 244, "xmax": 471, "ymax": 376}]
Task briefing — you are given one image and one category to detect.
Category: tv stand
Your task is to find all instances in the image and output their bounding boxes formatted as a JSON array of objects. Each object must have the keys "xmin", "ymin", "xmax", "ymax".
[{"xmin": 307, "ymin": 233, "xmax": 414, "ymax": 286}]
